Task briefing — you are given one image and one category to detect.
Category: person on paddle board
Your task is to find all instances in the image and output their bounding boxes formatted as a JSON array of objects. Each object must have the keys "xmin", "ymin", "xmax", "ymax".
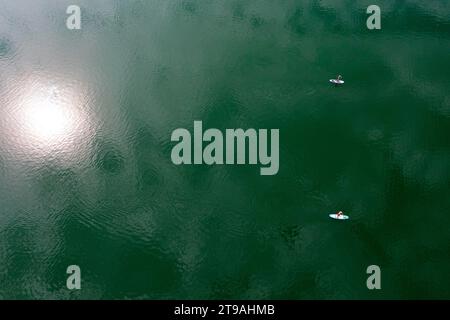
[
  {"xmin": 337, "ymin": 211, "xmax": 343, "ymax": 217},
  {"xmin": 331, "ymin": 75, "xmax": 343, "ymax": 86}
]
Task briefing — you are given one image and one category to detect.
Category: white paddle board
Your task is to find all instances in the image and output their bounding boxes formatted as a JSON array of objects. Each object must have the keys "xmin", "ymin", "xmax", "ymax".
[
  {"xmin": 330, "ymin": 79, "xmax": 345, "ymax": 84},
  {"xmin": 329, "ymin": 213, "xmax": 349, "ymax": 220}
]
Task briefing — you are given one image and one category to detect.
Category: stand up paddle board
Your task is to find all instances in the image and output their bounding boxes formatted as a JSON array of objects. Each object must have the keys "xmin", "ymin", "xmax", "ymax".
[
  {"xmin": 329, "ymin": 213, "xmax": 349, "ymax": 220},
  {"xmin": 330, "ymin": 79, "xmax": 345, "ymax": 84}
]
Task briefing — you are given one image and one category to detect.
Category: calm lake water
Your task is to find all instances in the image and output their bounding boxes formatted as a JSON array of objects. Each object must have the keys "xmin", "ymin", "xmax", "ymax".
[{"xmin": 0, "ymin": 0, "xmax": 449, "ymax": 299}]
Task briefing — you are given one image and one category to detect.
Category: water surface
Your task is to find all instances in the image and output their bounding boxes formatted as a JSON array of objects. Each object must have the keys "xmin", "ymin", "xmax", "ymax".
[{"xmin": 0, "ymin": 0, "xmax": 449, "ymax": 299}]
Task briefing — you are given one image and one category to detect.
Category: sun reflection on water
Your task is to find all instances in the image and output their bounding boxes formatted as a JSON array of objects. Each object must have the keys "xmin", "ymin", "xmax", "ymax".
[{"xmin": 1, "ymin": 75, "xmax": 95, "ymax": 163}]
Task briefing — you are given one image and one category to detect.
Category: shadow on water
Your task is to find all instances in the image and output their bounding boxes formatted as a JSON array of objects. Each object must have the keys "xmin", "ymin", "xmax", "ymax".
[
  {"xmin": 0, "ymin": 36, "xmax": 16, "ymax": 61},
  {"xmin": 93, "ymin": 139, "xmax": 125, "ymax": 175}
]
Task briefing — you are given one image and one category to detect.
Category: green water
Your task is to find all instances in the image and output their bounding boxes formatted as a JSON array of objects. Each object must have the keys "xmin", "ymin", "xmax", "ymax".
[{"xmin": 0, "ymin": 0, "xmax": 449, "ymax": 299}]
